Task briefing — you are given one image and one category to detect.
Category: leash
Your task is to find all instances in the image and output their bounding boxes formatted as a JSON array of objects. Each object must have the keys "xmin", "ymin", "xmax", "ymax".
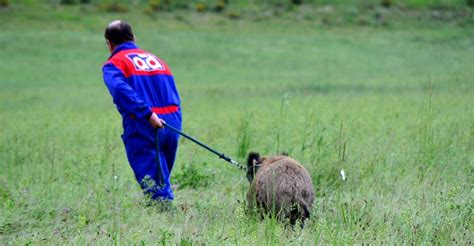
[
  {"xmin": 163, "ymin": 123, "xmax": 245, "ymax": 170},
  {"xmin": 155, "ymin": 129, "xmax": 165, "ymax": 187}
]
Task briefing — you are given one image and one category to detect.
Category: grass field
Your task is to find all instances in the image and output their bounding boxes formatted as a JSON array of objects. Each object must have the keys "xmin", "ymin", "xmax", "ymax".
[{"xmin": 1, "ymin": 2, "xmax": 473, "ymax": 244}]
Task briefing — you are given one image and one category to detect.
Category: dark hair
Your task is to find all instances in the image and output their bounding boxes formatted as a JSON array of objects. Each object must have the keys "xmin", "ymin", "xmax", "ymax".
[
  {"xmin": 246, "ymin": 152, "xmax": 261, "ymax": 182},
  {"xmin": 104, "ymin": 20, "xmax": 134, "ymax": 46}
]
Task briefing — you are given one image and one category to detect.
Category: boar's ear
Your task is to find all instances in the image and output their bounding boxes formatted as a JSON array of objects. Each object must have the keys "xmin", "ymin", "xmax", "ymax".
[
  {"xmin": 281, "ymin": 152, "xmax": 289, "ymax": 156},
  {"xmin": 247, "ymin": 152, "xmax": 261, "ymax": 167},
  {"xmin": 246, "ymin": 152, "xmax": 261, "ymax": 183}
]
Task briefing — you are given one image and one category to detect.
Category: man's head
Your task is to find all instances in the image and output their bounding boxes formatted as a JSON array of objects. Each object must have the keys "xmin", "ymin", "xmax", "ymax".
[{"xmin": 104, "ymin": 20, "xmax": 135, "ymax": 53}]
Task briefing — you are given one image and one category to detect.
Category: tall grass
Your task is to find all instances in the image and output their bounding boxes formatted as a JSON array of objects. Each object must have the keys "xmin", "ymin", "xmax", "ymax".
[
  {"xmin": 236, "ymin": 117, "xmax": 252, "ymax": 159},
  {"xmin": 276, "ymin": 93, "xmax": 290, "ymax": 154},
  {"xmin": 0, "ymin": 3, "xmax": 473, "ymax": 244}
]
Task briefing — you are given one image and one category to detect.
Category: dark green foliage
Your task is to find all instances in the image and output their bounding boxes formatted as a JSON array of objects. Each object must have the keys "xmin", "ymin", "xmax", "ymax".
[
  {"xmin": 145, "ymin": 0, "xmax": 189, "ymax": 12},
  {"xmin": 467, "ymin": 0, "xmax": 474, "ymax": 7},
  {"xmin": 381, "ymin": 0, "xmax": 392, "ymax": 8},
  {"xmin": 173, "ymin": 163, "xmax": 213, "ymax": 189},
  {"xmin": 227, "ymin": 11, "xmax": 240, "ymax": 19},
  {"xmin": 291, "ymin": 0, "xmax": 303, "ymax": 5},
  {"xmin": 0, "ymin": 0, "xmax": 9, "ymax": 8},
  {"xmin": 153, "ymin": 0, "xmax": 173, "ymax": 11},
  {"xmin": 53, "ymin": 0, "xmax": 89, "ymax": 6},
  {"xmin": 195, "ymin": 2, "xmax": 207, "ymax": 12},
  {"xmin": 212, "ymin": 0, "xmax": 225, "ymax": 12},
  {"xmin": 148, "ymin": 0, "xmax": 161, "ymax": 11},
  {"xmin": 97, "ymin": 2, "xmax": 129, "ymax": 13},
  {"xmin": 60, "ymin": 0, "xmax": 78, "ymax": 5}
]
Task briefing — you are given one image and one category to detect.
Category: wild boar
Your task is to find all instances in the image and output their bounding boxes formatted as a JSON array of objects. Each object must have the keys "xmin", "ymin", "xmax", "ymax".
[{"xmin": 246, "ymin": 152, "xmax": 315, "ymax": 226}]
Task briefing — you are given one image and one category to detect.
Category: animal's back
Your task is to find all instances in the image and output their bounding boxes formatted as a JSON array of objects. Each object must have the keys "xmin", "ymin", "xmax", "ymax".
[{"xmin": 248, "ymin": 156, "xmax": 315, "ymax": 224}]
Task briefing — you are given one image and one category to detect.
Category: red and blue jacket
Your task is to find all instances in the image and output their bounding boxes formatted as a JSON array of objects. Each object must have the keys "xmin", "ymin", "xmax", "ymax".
[{"xmin": 103, "ymin": 42, "xmax": 181, "ymax": 123}]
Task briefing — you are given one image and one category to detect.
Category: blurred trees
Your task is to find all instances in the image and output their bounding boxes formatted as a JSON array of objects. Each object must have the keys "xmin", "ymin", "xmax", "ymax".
[
  {"xmin": 10, "ymin": 0, "xmax": 471, "ymax": 15},
  {"xmin": 45, "ymin": 0, "xmax": 472, "ymax": 9},
  {"xmin": 467, "ymin": 0, "xmax": 474, "ymax": 7},
  {"xmin": 0, "ymin": 0, "xmax": 9, "ymax": 7}
]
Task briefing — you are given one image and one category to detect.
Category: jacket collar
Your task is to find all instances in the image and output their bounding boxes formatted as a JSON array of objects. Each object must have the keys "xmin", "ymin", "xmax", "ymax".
[{"xmin": 109, "ymin": 41, "xmax": 138, "ymax": 59}]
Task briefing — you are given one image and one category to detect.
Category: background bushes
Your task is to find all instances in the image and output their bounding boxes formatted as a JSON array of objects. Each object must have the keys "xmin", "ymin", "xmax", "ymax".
[
  {"xmin": 0, "ymin": 0, "xmax": 10, "ymax": 8},
  {"xmin": 47, "ymin": 0, "xmax": 472, "ymax": 8}
]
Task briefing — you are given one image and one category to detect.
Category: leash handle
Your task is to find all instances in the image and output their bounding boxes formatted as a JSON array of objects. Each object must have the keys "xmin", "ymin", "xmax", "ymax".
[{"xmin": 163, "ymin": 123, "xmax": 244, "ymax": 170}]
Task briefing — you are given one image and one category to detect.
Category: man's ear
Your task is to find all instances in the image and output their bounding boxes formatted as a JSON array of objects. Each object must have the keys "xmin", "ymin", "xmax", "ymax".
[{"xmin": 106, "ymin": 39, "xmax": 114, "ymax": 53}]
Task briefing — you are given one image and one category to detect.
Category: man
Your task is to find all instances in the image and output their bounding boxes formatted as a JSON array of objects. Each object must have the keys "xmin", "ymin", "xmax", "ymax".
[{"xmin": 102, "ymin": 20, "xmax": 182, "ymax": 201}]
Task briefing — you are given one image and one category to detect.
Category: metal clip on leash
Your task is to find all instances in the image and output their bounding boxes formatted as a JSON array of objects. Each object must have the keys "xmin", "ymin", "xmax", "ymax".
[{"xmin": 163, "ymin": 123, "xmax": 245, "ymax": 170}]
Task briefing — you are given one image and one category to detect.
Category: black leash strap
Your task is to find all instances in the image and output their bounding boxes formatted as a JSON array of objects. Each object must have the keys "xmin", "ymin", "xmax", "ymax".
[
  {"xmin": 163, "ymin": 123, "xmax": 244, "ymax": 170},
  {"xmin": 155, "ymin": 129, "xmax": 165, "ymax": 187}
]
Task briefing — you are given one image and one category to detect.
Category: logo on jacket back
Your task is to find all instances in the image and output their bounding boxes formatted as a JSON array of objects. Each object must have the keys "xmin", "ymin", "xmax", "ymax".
[{"xmin": 126, "ymin": 53, "xmax": 164, "ymax": 71}]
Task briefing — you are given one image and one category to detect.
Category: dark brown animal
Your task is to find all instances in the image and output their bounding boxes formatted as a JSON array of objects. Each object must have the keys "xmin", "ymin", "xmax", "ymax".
[{"xmin": 246, "ymin": 152, "xmax": 315, "ymax": 226}]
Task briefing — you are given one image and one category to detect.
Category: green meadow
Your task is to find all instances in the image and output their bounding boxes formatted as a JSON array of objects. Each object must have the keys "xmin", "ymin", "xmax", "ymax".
[{"xmin": 0, "ymin": 2, "xmax": 473, "ymax": 244}]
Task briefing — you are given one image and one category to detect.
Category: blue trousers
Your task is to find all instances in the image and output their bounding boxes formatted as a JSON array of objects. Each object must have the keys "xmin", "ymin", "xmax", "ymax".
[{"xmin": 121, "ymin": 111, "xmax": 182, "ymax": 200}]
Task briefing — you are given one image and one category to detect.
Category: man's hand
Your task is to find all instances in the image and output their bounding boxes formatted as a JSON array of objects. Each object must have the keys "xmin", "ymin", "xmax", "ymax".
[{"xmin": 148, "ymin": 113, "xmax": 166, "ymax": 129}]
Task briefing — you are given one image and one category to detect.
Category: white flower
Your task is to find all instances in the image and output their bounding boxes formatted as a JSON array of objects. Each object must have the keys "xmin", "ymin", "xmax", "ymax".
[
  {"xmin": 340, "ymin": 169, "xmax": 346, "ymax": 181},
  {"xmin": 114, "ymin": 175, "xmax": 118, "ymax": 180}
]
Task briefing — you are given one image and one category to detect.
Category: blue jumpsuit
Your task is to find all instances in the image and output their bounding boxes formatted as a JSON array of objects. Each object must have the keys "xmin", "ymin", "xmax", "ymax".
[{"xmin": 102, "ymin": 42, "xmax": 181, "ymax": 200}]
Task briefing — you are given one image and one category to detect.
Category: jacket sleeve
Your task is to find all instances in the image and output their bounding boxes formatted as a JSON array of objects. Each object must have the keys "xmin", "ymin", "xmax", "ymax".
[{"xmin": 102, "ymin": 63, "xmax": 152, "ymax": 120}]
